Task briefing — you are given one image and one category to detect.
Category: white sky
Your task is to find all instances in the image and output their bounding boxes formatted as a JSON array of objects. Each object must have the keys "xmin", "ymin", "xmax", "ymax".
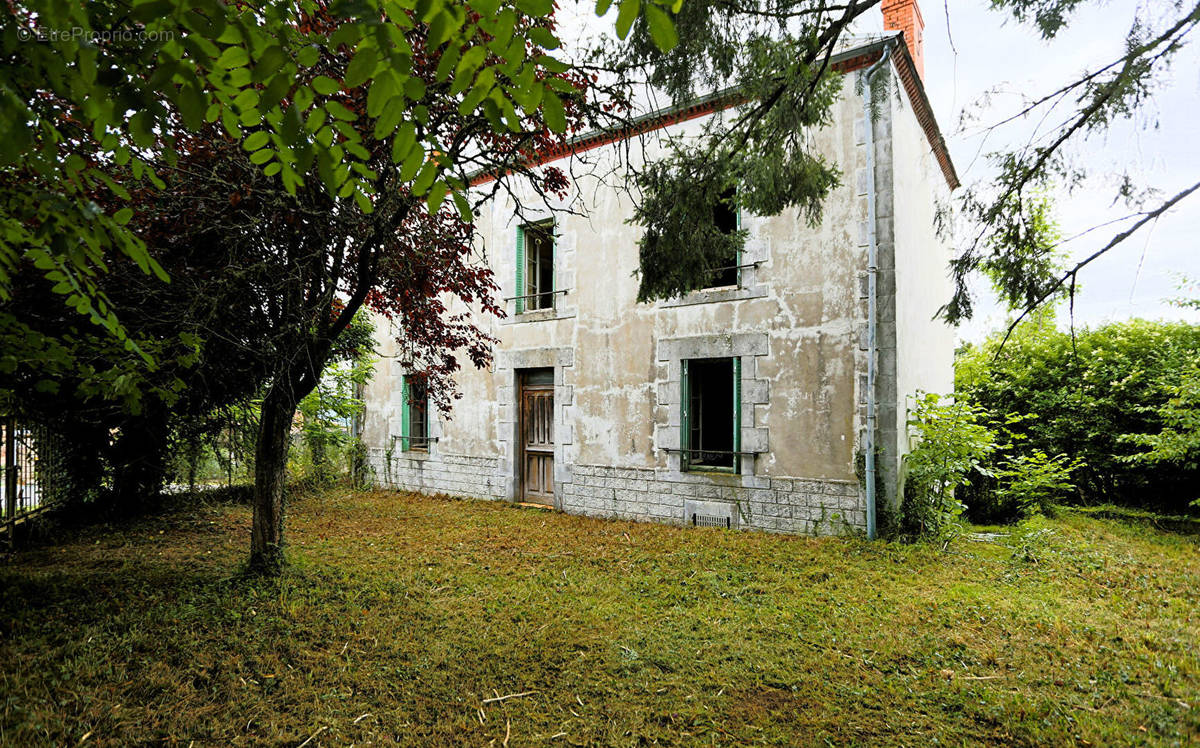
[{"xmin": 909, "ymin": 0, "xmax": 1200, "ymax": 341}]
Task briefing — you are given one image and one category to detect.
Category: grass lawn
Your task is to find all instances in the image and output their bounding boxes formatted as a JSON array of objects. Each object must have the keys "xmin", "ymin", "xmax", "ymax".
[{"xmin": 1, "ymin": 489, "xmax": 1197, "ymax": 746}]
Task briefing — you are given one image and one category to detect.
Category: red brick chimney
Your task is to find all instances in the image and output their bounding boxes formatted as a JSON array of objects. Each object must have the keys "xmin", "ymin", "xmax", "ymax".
[{"xmin": 882, "ymin": 0, "xmax": 925, "ymax": 79}]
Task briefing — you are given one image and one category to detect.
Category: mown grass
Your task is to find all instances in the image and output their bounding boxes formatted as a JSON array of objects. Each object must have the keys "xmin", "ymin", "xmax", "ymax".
[{"xmin": 1, "ymin": 489, "xmax": 1197, "ymax": 746}]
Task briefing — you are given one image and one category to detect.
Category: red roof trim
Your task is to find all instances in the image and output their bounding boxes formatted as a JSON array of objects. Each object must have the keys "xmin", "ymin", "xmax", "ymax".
[
  {"xmin": 883, "ymin": 37, "xmax": 960, "ymax": 190},
  {"xmin": 468, "ymin": 93, "xmax": 747, "ymax": 187}
]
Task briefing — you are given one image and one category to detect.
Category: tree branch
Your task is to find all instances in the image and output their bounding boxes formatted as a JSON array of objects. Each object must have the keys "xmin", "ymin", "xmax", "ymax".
[{"xmin": 993, "ymin": 180, "xmax": 1200, "ymax": 357}]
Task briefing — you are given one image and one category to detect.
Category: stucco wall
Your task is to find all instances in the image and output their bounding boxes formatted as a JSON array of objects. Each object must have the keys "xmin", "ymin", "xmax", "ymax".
[{"xmin": 887, "ymin": 62, "xmax": 957, "ymax": 483}]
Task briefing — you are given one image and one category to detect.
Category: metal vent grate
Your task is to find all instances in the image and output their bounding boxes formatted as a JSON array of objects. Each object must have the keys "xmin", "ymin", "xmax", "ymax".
[
  {"xmin": 684, "ymin": 499, "xmax": 737, "ymax": 530},
  {"xmin": 693, "ymin": 513, "xmax": 731, "ymax": 528}
]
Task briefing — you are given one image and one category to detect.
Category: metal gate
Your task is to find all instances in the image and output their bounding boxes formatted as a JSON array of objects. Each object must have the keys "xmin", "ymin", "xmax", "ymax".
[{"xmin": 3, "ymin": 418, "xmax": 66, "ymax": 537}]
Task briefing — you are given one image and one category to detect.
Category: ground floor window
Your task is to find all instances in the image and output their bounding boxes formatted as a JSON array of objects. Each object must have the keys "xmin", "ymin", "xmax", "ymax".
[
  {"xmin": 682, "ymin": 357, "xmax": 741, "ymax": 472},
  {"xmin": 402, "ymin": 377, "xmax": 429, "ymax": 451}
]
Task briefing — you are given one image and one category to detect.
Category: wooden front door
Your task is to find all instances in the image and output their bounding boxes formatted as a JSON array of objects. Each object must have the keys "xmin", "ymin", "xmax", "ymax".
[{"xmin": 519, "ymin": 372, "xmax": 555, "ymax": 506}]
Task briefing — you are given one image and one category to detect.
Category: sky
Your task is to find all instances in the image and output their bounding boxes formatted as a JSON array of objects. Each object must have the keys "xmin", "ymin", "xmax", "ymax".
[
  {"xmin": 897, "ymin": 0, "xmax": 1200, "ymax": 341},
  {"xmin": 565, "ymin": 0, "xmax": 1200, "ymax": 343}
]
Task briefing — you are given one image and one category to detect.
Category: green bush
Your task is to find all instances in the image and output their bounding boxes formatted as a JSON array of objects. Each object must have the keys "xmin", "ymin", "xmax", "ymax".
[
  {"xmin": 956, "ymin": 317, "xmax": 1200, "ymax": 517},
  {"xmin": 993, "ymin": 449, "xmax": 1082, "ymax": 518},
  {"xmin": 1120, "ymin": 359, "xmax": 1200, "ymax": 472},
  {"xmin": 899, "ymin": 392, "xmax": 997, "ymax": 543}
]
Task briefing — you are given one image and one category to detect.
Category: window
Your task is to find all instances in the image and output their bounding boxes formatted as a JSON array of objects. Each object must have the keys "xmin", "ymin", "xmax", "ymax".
[
  {"xmin": 681, "ymin": 357, "xmax": 741, "ymax": 472},
  {"xmin": 402, "ymin": 377, "xmax": 429, "ymax": 452},
  {"xmin": 705, "ymin": 189, "xmax": 740, "ymax": 289},
  {"xmin": 516, "ymin": 219, "xmax": 555, "ymax": 313}
]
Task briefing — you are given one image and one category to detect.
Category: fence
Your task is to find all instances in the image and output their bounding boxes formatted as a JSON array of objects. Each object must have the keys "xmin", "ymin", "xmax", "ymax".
[{"xmin": 2, "ymin": 418, "xmax": 67, "ymax": 539}]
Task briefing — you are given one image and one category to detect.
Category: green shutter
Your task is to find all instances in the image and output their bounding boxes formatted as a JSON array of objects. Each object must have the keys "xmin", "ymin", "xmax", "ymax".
[
  {"xmin": 515, "ymin": 225, "xmax": 525, "ymax": 315},
  {"xmin": 680, "ymin": 359, "xmax": 690, "ymax": 471},
  {"xmin": 732, "ymin": 357, "xmax": 742, "ymax": 472},
  {"xmin": 401, "ymin": 375, "xmax": 411, "ymax": 451},
  {"xmin": 550, "ymin": 222, "xmax": 557, "ymax": 302}
]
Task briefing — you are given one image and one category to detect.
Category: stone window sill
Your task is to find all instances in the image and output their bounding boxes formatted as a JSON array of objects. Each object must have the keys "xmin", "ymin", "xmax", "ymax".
[
  {"xmin": 391, "ymin": 449, "xmax": 430, "ymax": 462},
  {"xmin": 658, "ymin": 285, "xmax": 767, "ymax": 308},
  {"xmin": 502, "ymin": 308, "xmax": 576, "ymax": 325}
]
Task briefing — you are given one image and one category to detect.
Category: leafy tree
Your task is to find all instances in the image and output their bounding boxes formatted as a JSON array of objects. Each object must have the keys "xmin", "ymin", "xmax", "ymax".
[
  {"xmin": 976, "ymin": 190, "xmax": 1069, "ymax": 320},
  {"xmin": 4, "ymin": 0, "xmax": 682, "ymax": 572},
  {"xmin": 103, "ymin": 120, "xmax": 505, "ymax": 573},
  {"xmin": 1, "ymin": 0, "xmax": 677, "ymax": 358},
  {"xmin": 944, "ymin": 0, "xmax": 1200, "ymax": 327},
  {"xmin": 0, "ymin": 142, "xmax": 289, "ymax": 512}
]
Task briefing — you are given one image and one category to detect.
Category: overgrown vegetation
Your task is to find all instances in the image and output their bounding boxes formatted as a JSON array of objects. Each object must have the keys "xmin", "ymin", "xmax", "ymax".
[
  {"xmin": 992, "ymin": 450, "xmax": 1082, "ymax": 519},
  {"xmin": 899, "ymin": 393, "xmax": 996, "ymax": 543},
  {"xmin": 1, "ymin": 488, "xmax": 1195, "ymax": 745},
  {"xmin": 896, "ymin": 311, "xmax": 1200, "ymax": 539},
  {"xmin": 955, "ymin": 316, "xmax": 1200, "ymax": 520},
  {"xmin": 1121, "ymin": 358, "xmax": 1200, "ymax": 477},
  {"xmin": 2, "ymin": 0, "xmax": 676, "ymax": 575}
]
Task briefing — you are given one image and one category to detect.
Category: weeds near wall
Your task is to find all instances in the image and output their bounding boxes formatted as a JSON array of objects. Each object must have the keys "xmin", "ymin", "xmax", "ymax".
[{"xmin": 900, "ymin": 392, "xmax": 997, "ymax": 544}]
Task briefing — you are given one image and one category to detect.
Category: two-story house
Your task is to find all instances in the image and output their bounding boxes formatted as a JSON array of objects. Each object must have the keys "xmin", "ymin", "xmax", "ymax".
[{"xmin": 361, "ymin": 0, "xmax": 958, "ymax": 537}]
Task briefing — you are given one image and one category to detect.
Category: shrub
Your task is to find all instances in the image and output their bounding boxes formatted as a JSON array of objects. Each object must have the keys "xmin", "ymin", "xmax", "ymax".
[
  {"xmin": 900, "ymin": 393, "xmax": 997, "ymax": 543},
  {"xmin": 1120, "ymin": 359, "xmax": 1200, "ymax": 472},
  {"xmin": 956, "ymin": 317, "xmax": 1200, "ymax": 516},
  {"xmin": 993, "ymin": 449, "xmax": 1082, "ymax": 518}
]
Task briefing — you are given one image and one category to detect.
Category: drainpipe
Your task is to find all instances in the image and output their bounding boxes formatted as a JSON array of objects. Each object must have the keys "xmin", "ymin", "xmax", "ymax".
[{"xmin": 863, "ymin": 40, "xmax": 894, "ymax": 540}]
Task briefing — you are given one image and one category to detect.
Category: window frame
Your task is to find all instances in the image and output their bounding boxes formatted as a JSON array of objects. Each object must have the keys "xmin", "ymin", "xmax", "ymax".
[
  {"xmin": 401, "ymin": 375, "xmax": 430, "ymax": 452},
  {"xmin": 680, "ymin": 356, "xmax": 742, "ymax": 474},
  {"xmin": 515, "ymin": 218, "xmax": 556, "ymax": 314}
]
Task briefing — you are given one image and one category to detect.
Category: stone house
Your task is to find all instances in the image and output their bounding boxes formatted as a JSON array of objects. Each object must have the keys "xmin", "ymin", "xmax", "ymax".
[{"xmin": 361, "ymin": 0, "xmax": 958, "ymax": 537}]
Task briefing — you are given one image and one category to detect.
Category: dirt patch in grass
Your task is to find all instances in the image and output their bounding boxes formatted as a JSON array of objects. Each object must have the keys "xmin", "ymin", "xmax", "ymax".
[{"xmin": 1, "ymin": 489, "xmax": 1197, "ymax": 746}]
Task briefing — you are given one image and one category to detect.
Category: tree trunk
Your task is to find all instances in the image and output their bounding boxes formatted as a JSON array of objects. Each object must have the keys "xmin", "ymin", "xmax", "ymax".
[{"xmin": 249, "ymin": 387, "xmax": 295, "ymax": 575}]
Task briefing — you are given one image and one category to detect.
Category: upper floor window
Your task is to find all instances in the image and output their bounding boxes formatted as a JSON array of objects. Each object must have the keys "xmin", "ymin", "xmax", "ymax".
[
  {"xmin": 705, "ymin": 189, "xmax": 741, "ymax": 290},
  {"xmin": 516, "ymin": 219, "xmax": 555, "ymax": 313},
  {"xmin": 401, "ymin": 377, "xmax": 429, "ymax": 452}
]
